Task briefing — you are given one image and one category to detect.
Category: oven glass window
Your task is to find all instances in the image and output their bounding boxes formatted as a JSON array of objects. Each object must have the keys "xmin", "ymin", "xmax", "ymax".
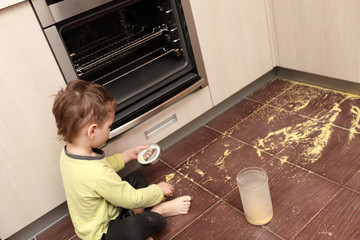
[{"xmin": 60, "ymin": 0, "xmax": 192, "ymax": 108}]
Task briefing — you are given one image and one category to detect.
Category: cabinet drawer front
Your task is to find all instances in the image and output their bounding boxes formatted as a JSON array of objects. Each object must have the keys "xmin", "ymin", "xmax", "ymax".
[{"xmin": 103, "ymin": 86, "xmax": 212, "ymax": 155}]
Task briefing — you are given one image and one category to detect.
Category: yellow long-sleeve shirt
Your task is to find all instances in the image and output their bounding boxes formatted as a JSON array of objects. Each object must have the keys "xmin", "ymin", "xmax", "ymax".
[{"xmin": 59, "ymin": 147, "xmax": 164, "ymax": 240}]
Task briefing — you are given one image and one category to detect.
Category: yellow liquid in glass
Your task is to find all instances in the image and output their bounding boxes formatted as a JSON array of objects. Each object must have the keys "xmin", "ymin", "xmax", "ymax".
[{"xmin": 245, "ymin": 212, "xmax": 273, "ymax": 225}]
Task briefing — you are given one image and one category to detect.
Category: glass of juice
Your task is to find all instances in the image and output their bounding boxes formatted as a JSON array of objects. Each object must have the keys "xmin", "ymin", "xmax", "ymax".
[{"xmin": 237, "ymin": 167, "xmax": 273, "ymax": 225}]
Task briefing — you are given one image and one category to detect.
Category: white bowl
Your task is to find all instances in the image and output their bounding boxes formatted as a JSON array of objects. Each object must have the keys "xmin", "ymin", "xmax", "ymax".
[{"xmin": 137, "ymin": 143, "xmax": 161, "ymax": 166}]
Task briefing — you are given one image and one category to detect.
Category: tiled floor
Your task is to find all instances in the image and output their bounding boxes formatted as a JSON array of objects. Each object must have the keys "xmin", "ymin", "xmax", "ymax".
[{"xmin": 35, "ymin": 78, "xmax": 360, "ymax": 239}]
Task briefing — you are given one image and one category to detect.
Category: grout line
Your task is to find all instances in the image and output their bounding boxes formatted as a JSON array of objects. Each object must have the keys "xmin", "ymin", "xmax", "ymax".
[
  {"xmin": 158, "ymin": 158, "xmax": 176, "ymax": 170},
  {"xmin": 168, "ymin": 200, "xmax": 221, "ymax": 240},
  {"xmin": 161, "ymin": 125, "xmax": 286, "ymax": 238},
  {"xmin": 159, "ymin": 158, "xmax": 225, "ymax": 202},
  {"xmin": 138, "ymin": 159, "xmax": 226, "ymax": 239},
  {"xmin": 266, "ymin": 79, "xmax": 297, "ymax": 101},
  {"xmin": 159, "ymin": 79, "xmax": 360, "ymax": 239},
  {"xmin": 38, "ymin": 79, "xmax": 359, "ymax": 240},
  {"xmin": 204, "ymin": 101, "xmax": 270, "ymax": 136},
  {"xmin": 176, "ymin": 171, "xmax": 223, "ymax": 200},
  {"xmin": 262, "ymin": 100, "xmax": 360, "ymax": 147},
  {"xmin": 208, "ymin": 79, "xmax": 296, "ymax": 134},
  {"xmin": 31, "ymin": 213, "xmax": 70, "ymax": 240},
  {"xmin": 205, "ymin": 107, "xmax": 360, "ymax": 196},
  {"xmin": 247, "ymin": 78, "xmax": 296, "ymax": 104},
  {"xmin": 289, "ymin": 188, "xmax": 344, "ymax": 240},
  {"xmin": 269, "ymin": 79, "xmax": 357, "ymax": 130},
  {"xmin": 248, "ymin": 78, "xmax": 358, "ymax": 132},
  {"xmin": 222, "ymin": 198, "xmax": 286, "ymax": 240},
  {"xmin": 206, "ymin": 119, "xmax": 360, "ymax": 206},
  {"xmin": 155, "ymin": 159, "xmax": 225, "ymax": 202},
  {"xmin": 204, "ymin": 124, "xmax": 278, "ymax": 160},
  {"xmin": 165, "ymin": 132, "xmax": 222, "ymax": 171},
  {"xmin": 194, "ymin": 79, "xmax": 352, "ymax": 161},
  {"xmin": 221, "ymin": 198, "xmax": 243, "ymax": 216},
  {"xmin": 206, "ymin": 92, "xmax": 360, "ymax": 194},
  {"xmin": 69, "ymin": 235, "xmax": 77, "ymax": 240},
  {"xmin": 343, "ymin": 177, "xmax": 360, "ymax": 195},
  {"xmin": 272, "ymin": 151, "xmax": 360, "ymax": 195},
  {"xmin": 263, "ymin": 227, "xmax": 285, "ymax": 240},
  {"xmin": 206, "ymin": 125, "xmax": 358, "ymax": 217}
]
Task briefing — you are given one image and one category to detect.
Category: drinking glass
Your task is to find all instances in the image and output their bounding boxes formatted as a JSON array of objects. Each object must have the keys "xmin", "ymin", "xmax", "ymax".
[{"xmin": 237, "ymin": 167, "xmax": 273, "ymax": 225}]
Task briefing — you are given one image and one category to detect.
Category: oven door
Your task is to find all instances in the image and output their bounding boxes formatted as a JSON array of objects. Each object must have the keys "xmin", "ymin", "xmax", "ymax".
[
  {"xmin": 33, "ymin": 0, "xmax": 207, "ymax": 139},
  {"xmin": 31, "ymin": 0, "xmax": 113, "ymax": 28}
]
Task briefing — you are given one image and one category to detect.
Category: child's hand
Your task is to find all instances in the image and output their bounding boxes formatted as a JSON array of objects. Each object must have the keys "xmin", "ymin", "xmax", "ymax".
[
  {"xmin": 157, "ymin": 181, "xmax": 174, "ymax": 196},
  {"xmin": 121, "ymin": 145, "xmax": 150, "ymax": 163}
]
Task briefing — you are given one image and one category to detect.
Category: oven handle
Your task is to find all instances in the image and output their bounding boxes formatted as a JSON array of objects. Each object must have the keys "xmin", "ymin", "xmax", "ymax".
[{"xmin": 109, "ymin": 78, "xmax": 207, "ymax": 139}]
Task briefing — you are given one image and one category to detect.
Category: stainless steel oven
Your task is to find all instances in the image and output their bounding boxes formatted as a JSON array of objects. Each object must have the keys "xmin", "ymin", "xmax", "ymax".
[{"xmin": 31, "ymin": 0, "xmax": 207, "ymax": 139}]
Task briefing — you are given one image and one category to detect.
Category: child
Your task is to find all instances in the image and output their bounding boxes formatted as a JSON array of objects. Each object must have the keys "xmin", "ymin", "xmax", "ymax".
[{"xmin": 52, "ymin": 80, "xmax": 191, "ymax": 240}]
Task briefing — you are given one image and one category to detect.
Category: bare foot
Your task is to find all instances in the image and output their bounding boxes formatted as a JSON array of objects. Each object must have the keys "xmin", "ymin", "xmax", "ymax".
[{"xmin": 151, "ymin": 196, "xmax": 191, "ymax": 217}]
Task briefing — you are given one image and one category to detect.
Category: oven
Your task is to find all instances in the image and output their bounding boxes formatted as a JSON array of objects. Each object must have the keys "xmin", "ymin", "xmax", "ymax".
[{"xmin": 31, "ymin": 0, "xmax": 207, "ymax": 139}]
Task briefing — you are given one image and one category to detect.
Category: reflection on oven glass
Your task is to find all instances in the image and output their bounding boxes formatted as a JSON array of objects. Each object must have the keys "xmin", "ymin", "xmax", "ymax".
[{"xmin": 61, "ymin": 1, "xmax": 184, "ymax": 89}]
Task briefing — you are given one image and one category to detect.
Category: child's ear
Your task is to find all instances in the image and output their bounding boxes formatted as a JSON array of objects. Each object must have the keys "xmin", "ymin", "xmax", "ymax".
[{"xmin": 87, "ymin": 123, "xmax": 97, "ymax": 139}]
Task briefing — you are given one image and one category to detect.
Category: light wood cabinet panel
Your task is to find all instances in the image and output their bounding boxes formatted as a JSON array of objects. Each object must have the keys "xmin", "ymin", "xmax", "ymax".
[
  {"xmin": 184, "ymin": 0, "xmax": 273, "ymax": 105},
  {"xmin": 272, "ymin": 0, "xmax": 360, "ymax": 83},
  {"xmin": 0, "ymin": 0, "xmax": 24, "ymax": 10},
  {"xmin": 0, "ymin": 2, "xmax": 66, "ymax": 238}
]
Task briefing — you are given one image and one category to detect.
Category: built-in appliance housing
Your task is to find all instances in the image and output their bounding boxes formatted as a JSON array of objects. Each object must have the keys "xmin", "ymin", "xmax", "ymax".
[{"xmin": 31, "ymin": 0, "xmax": 207, "ymax": 139}]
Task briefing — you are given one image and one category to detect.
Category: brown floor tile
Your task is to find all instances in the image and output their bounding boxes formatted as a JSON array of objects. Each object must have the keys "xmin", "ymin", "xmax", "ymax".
[
  {"xmin": 152, "ymin": 171, "xmax": 218, "ymax": 239},
  {"xmin": 137, "ymin": 160, "xmax": 173, "ymax": 184},
  {"xmin": 36, "ymin": 80, "xmax": 360, "ymax": 240},
  {"xmin": 206, "ymin": 98, "xmax": 264, "ymax": 133},
  {"xmin": 176, "ymin": 136, "xmax": 277, "ymax": 199},
  {"xmin": 347, "ymin": 170, "xmax": 360, "ymax": 192},
  {"xmin": 36, "ymin": 215, "xmax": 76, "ymax": 240},
  {"xmin": 70, "ymin": 236, "xmax": 81, "ymax": 240},
  {"xmin": 225, "ymin": 162, "xmax": 341, "ymax": 239},
  {"xmin": 161, "ymin": 126, "xmax": 221, "ymax": 168},
  {"xmin": 333, "ymin": 96, "xmax": 360, "ymax": 133},
  {"xmin": 277, "ymin": 124, "xmax": 360, "ymax": 185},
  {"xmin": 268, "ymin": 83, "xmax": 346, "ymax": 119},
  {"xmin": 172, "ymin": 201, "xmax": 281, "ymax": 240},
  {"xmin": 247, "ymin": 78, "xmax": 294, "ymax": 104},
  {"xmin": 294, "ymin": 189, "xmax": 360, "ymax": 239},
  {"xmin": 229, "ymin": 104, "xmax": 309, "ymax": 156}
]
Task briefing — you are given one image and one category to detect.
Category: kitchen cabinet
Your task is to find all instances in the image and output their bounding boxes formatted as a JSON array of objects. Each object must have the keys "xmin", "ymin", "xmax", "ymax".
[
  {"xmin": 7, "ymin": 0, "xmax": 360, "ymax": 238},
  {"xmin": 272, "ymin": 0, "xmax": 360, "ymax": 83},
  {"xmin": 0, "ymin": 2, "xmax": 66, "ymax": 239},
  {"xmin": 183, "ymin": 0, "xmax": 274, "ymax": 106},
  {"xmin": 0, "ymin": 0, "xmax": 24, "ymax": 10},
  {"xmin": 104, "ymin": 86, "xmax": 212, "ymax": 155},
  {"xmin": 0, "ymin": 1, "xmax": 214, "ymax": 238}
]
